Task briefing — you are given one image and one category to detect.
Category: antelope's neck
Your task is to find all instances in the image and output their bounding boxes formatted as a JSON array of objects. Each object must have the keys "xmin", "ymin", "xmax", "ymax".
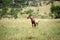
[{"xmin": 30, "ymin": 18, "xmax": 35, "ymax": 21}]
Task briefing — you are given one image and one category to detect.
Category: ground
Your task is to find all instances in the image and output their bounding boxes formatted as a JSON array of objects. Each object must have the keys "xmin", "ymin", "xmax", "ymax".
[{"xmin": 0, "ymin": 18, "xmax": 60, "ymax": 40}]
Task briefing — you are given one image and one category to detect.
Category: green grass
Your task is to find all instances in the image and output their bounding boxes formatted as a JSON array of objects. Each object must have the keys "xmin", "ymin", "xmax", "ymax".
[{"xmin": 0, "ymin": 18, "xmax": 60, "ymax": 40}]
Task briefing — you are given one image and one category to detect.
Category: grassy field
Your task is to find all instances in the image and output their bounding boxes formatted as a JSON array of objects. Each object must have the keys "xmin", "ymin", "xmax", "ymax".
[{"xmin": 0, "ymin": 18, "xmax": 60, "ymax": 40}]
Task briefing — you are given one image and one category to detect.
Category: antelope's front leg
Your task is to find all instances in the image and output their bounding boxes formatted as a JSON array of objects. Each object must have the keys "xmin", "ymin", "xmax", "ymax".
[{"xmin": 32, "ymin": 23, "xmax": 36, "ymax": 27}]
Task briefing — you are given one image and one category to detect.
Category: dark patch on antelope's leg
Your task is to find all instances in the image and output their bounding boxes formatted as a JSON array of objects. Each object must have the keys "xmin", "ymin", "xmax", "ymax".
[
  {"xmin": 31, "ymin": 21, "xmax": 34, "ymax": 27},
  {"xmin": 34, "ymin": 23, "xmax": 36, "ymax": 27}
]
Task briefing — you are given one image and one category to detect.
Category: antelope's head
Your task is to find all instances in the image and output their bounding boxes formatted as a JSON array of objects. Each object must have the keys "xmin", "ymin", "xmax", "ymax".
[{"xmin": 27, "ymin": 14, "xmax": 33, "ymax": 19}]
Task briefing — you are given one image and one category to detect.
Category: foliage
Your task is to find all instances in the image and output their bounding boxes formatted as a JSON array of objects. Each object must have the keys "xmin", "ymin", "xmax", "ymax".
[
  {"xmin": 24, "ymin": 9, "xmax": 33, "ymax": 14},
  {"xmin": 9, "ymin": 8, "xmax": 17, "ymax": 19},
  {"xmin": 1, "ymin": 0, "xmax": 27, "ymax": 19},
  {"xmin": 50, "ymin": 5, "xmax": 60, "ymax": 18},
  {"xmin": 16, "ymin": 0, "xmax": 27, "ymax": 4},
  {"xmin": 3, "ymin": 0, "xmax": 13, "ymax": 7},
  {"xmin": 0, "ymin": 8, "xmax": 8, "ymax": 19},
  {"xmin": 10, "ymin": 0, "xmax": 28, "ymax": 8},
  {"xmin": 0, "ymin": 11, "xmax": 1, "ymax": 17},
  {"xmin": 0, "ymin": 8, "xmax": 20, "ymax": 19}
]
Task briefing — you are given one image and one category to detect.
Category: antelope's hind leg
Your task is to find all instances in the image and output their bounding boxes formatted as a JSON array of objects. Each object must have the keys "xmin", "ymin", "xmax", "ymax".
[
  {"xmin": 36, "ymin": 23, "xmax": 38, "ymax": 26},
  {"xmin": 34, "ymin": 23, "xmax": 36, "ymax": 27}
]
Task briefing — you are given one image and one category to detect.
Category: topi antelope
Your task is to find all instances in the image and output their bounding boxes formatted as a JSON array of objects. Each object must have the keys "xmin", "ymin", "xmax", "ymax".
[{"xmin": 27, "ymin": 14, "xmax": 39, "ymax": 27}]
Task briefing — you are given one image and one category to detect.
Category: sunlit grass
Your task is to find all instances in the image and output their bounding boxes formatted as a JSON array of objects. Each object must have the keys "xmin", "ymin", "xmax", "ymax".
[{"xmin": 0, "ymin": 18, "xmax": 60, "ymax": 40}]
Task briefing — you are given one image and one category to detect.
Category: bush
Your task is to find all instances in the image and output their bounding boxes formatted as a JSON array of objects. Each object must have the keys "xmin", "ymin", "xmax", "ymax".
[
  {"xmin": 0, "ymin": 8, "xmax": 21, "ymax": 19},
  {"xmin": 9, "ymin": 8, "xmax": 20, "ymax": 19},
  {"xmin": 0, "ymin": 8, "xmax": 8, "ymax": 19},
  {"xmin": 50, "ymin": 5, "xmax": 60, "ymax": 19}
]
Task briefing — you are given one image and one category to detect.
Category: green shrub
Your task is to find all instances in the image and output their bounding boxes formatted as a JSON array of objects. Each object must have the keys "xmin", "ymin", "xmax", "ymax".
[
  {"xmin": 9, "ymin": 8, "xmax": 20, "ymax": 19},
  {"xmin": 50, "ymin": 5, "xmax": 60, "ymax": 19}
]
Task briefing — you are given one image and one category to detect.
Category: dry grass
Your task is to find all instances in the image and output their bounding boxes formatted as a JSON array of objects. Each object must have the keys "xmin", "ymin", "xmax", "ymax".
[{"xmin": 0, "ymin": 18, "xmax": 60, "ymax": 40}]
